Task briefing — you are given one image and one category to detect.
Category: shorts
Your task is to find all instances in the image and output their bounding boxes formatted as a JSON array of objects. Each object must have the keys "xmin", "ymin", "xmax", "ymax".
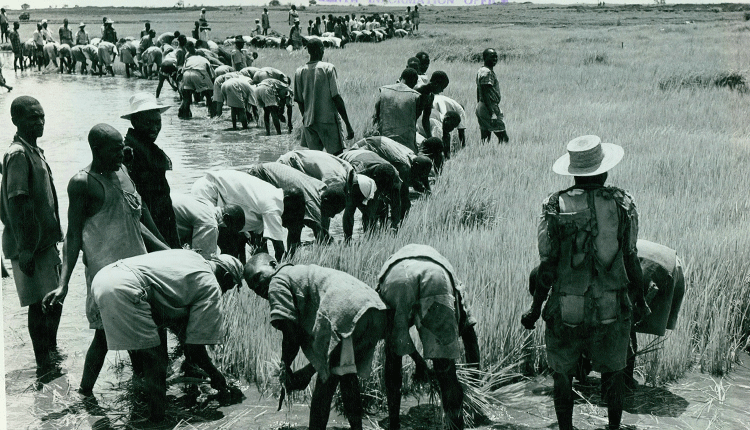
[
  {"xmin": 301, "ymin": 122, "xmax": 344, "ymax": 155},
  {"xmin": 475, "ymin": 102, "xmax": 505, "ymax": 133},
  {"xmin": 181, "ymin": 69, "xmax": 212, "ymax": 93},
  {"xmin": 92, "ymin": 262, "xmax": 223, "ymax": 351},
  {"xmin": 11, "ymin": 245, "xmax": 61, "ymax": 307},
  {"xmin": 161, "ymin": 62, "xmax": 178, "ymax": 75},
  {"xmin": 256, "ymin": 83, "xmax": 278, "ymax": 108},
  {"xmin": 544, "ymin": 306, "xmax": 631, "ymax": 375},
  {"xmin": 329, "ymin": 308, "xmax": 386, "ymax": 380},
  {"xmin": 98, "ymin": 47, "xmax": 114, "ymax": 66}
]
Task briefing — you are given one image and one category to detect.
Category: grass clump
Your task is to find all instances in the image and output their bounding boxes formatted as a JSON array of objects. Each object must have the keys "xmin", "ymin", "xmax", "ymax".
[
  {"xmin": 658, "ymin": 71, "xmax": 747, "ymax": 92},
  {"xmin": 583, "ymin": 51, "xmax": 609, "ymax": 65}
]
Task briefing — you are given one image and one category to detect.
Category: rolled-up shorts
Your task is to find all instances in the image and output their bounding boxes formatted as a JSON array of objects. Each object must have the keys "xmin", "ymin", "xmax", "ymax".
[
  {"xmin": 544, "ymin": 297, "xmax": 631, "ymax": 375},
  {"xmin": 92, "ymin": 262, "xmax": 223, "ymax": 351},
  {"xmin": 255, "ymin": 83, "xmax": 278, "ymax": 108},
  {"xmin": 160, "ymin": 62, "xmax": 178, "ymax": 75},
  {"xmin": 475, "ymin": 102, "xmax": 505, "ymax": 133},
  {"xmin": 181, "ymin": 69, "xmax": 212, "ymax": 92},
  {"xmin": 98, "ymin": 47, "xmax": 113, "ymax": 66},
  {"xmin": 11, "ymin": 245, "xmax": 61, "ymax": 307},
  {"xmin": 301, "ymin": 122, "xmax": 345, "ymax": 155},
  {"xmin": 329, "ymin": 308, "xmax": 386, "ymax": 380}
]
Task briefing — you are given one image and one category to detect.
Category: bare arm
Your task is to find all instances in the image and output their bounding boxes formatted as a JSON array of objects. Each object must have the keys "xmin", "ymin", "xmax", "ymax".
[{"xmin": 333, "ymin": 94, "xmax": 354, "ymax": 139}]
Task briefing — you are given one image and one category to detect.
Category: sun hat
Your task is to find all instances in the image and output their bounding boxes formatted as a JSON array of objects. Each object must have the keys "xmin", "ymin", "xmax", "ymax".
[
  {"xmin": 356, "ymin": 174, "xmax": 377, "ymax": 204},
  {"xmin": 79, "ymin": 22, "xmax": 86, "ymax": 28},
  {"xmin": 105, "ymin": 18, "xmax": 114, "ymax": 24},
  {"xmin": 120, "ymin": 93, "xmax": 171, "ymax": 120},
  {"xmin": 42, "ymin": 19, "xmax": 47, "ymax": 24},
  {"xmin": 552, "ymin": 135, "xmax": 624, "ymax": 176}
]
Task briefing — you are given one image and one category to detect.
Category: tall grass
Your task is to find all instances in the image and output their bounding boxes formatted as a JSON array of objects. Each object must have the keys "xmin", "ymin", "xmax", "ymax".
[{"xmin": 217, "ymin": 21, "xmax": 750, "ymax": 390}]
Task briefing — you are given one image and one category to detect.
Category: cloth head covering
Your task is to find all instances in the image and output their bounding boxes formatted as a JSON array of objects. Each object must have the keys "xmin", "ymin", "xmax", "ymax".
[
  {"xmin": 552, "ymin": 135, "xmax": 624, "ymax": 176},
  {"xmin": 356, "ymin": 174, "xmax": 377, "ymax": 204}
]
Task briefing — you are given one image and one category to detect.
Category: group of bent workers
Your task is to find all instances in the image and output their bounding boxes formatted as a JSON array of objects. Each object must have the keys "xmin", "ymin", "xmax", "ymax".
[{"xmin": 2, "ymin": 39, "xmax": 683, "ymax": 430}]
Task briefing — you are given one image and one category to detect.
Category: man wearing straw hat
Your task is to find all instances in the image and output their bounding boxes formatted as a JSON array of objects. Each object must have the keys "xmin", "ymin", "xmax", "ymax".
[
  {"xmin": 121, "ymin": 93, "xmax": 181, "ymax": 249},
  {"xmin": 521, "ymin": 135, "xmax": 650, "ymax": 430},
  {"xmin": 378, "ymin": 244, "xmax": 480, "ymax": 430},
  {"xmin": 75, "ymin": 22, "xmax": 89, "ymax": 46},
  {"xmin": 92, "ymin": 249, "xmax": 244, "ymax": 422}
]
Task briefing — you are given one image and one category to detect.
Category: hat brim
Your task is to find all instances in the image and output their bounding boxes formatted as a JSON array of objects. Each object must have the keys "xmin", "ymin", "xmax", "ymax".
[
  {"xmin": 552, "ymin": 142, "xmax": 624, "ymax": 176},
  {"xmin": 120, "ymin": 104, "xmax": 171, "ymax": 120}
]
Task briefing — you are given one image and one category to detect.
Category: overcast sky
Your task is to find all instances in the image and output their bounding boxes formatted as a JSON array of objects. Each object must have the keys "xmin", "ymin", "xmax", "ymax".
[{"xmin": 1, "ymin": 0, "xmax": 745, "ymax": 9}]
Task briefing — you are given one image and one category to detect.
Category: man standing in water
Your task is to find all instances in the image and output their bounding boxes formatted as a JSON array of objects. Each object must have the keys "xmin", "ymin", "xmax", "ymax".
[
  {"xmin": 521, "ymin": 135, "xmax": 649, "ymax": 430},
  {"xmin": 43, "ymin": 124, "xmax": 168, "ymax": 396},
  {"xmin": 121, "ymin": 93, "xmax": 181, "ymax": 248},
  {"xmin": 1, "ymin": 96, "xmax": 64, "ymax": 381}
]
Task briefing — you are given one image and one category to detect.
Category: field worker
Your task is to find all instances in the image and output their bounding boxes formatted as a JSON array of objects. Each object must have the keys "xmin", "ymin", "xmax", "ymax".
[
  {"xmin": 289, "ymin": 18, "xmax": 304, "ymax": 50},
  {"xmin": 0, "ymin": 56, "xmax": 10, "ymax": 91},
  {"xmin": 414, "ymin": 51, "xmax": 430, "ymax": 84},
  {"xmin": 350, "ymin": 136, "xmax": 432, "ymax": 218},
  {"xmin": 420, "ymin": 94, "xmax": 467, "ymax": 157},
  {"xmin": 288, "ymin": 4, "xmax": 299, "ymax": 26},
  {"xmin": 92, "ymin": 250, "xmax": 244, "ymax": 422},
  {"xmin": 243, "ymin": 253, "xmax": 387, "ymax": 430},
  {"xmin": 97, "ymin": 40, "xmax": 117, "ymax": 77},
  {"xmin": 70, "ymin": 44, "xmax": 88, "ymax": 74},
  {"xmin": 200, "ymin": 7, "xmax": 208, "ymax": 24},
  {"xmin": 211, "ymin": 71, "xmax": 242, "ymax": 116},
  {"xmin": 140, "ymin": 21, "xmax": 151, "ymax": 38},
  {"xmin": 294, "ymin": 38, "xmax": 355, "ymax": 155},
  {"xmin": 156, "ymin": 46, "xmax": 181, "ymax": 98},
  {"xmin": 255, "ymin": 78, "xmax": 294, "ymax": 135},
  {"xmin": 325, "ymin": 149, "xmax": 401, "ymax": 240},
  {"xmin": 0, "ymin": 8, "xmax": 7, "ymax": 43},
  {"xmin": 171, "ymin": 193, "xmax": 246, "ymax": 262},
  {"xmin": 239, "ymin": 66, "xmax": 260, "ymax": 79},
  {"xmin": 246, "ymin": 162, "xmax": 332, "ymax": 250},
  {"xmin": 58, "ymin": 18, "xmax": 74, "ymax": 46},
  {"xmin": 33, "ymin": 23, "xmax": 45, "ymax": 71},
  {"xmin": 82, "ymin": 44, "xmax": 102, "ymax": 75},
  {"xmin": 230, "ymin": 35, "xmax": 247, "ymax": 71},
  {"xmin": 261, "ymin": 8, "xmax": 270, "ymax": 35},
  {"xmin": 137, "ymin": 29, "xmax": 155, "ymax": 73},
  {"xmin": 1, "ymin": 97, "xmax": 63, "ymax": 380},
  {"xmin": 141, "ymin": 45, "xmax": 162, "ymax": 80},
  {"xmin": 214, "ymin": 64, "xmax": 235, "ymax": 77},
  {"xmin": 121, "ymin": 93, "xmax": 182, "ymax": 249},
  {"xmin": 220, "ymin": 76, "xmax": 256, "ymax": 130},
  {"xmin": 373, "ymin": 68, "xmax": 430, "ymax": 154},
  {"xmin": 191, "ymin": 170, "xmax": 301, "ymax": 261},
  {"xmin": 41, "ymin": 20, "xmax": 56, "ymax": 44},
  {"xmin": 179, "ymin": 41, "xmax": 215, "ymax": 119},
  {"xmin": 117, "ymin": 39, "xmax": 138, "ymax": 78},
  {"xmin": 521, "ymin": 135, "xmax": 649, "ymax": 430},
  {"xmin": 529, "ymin": 239, "xmax": 685, "ymax": 389},
  {"xmin": 252, "ymin": 66, "xmax": 287, "ymax": 84},
  {"xmin": 75, "ymin": 22, "xmax": 89, "ymax": 46},
  {"xmin": 101, "ymin": 19, "xmax": 117, "ymax": 44},
  {"xmin": 411, "ymin": 5, "xmax": 421, "ymax": 31},
  {"xmin": 379, "ymin": 244, "xmax": 479, "ymax": 430},
  {"xmin": 58, "ymin": 44, "xmax": 73, "ymax": 73},
  {"xmin": 253, "ymin": 19, "xmax": 262, "ymax": 36},
  {"xmin": 277, "ymin": 149, "xmax": 353, "ymax": 186},
  {"xmin": 42, "ymin": 42, "xmax": 59, "ymax": 70},
  {"xmin": 173, "ymin": 33, "xmax": 187, "ymax": 67},
  {"xmin": 10, "ymin": 22, "xmax": 23, "ymax": 72},
  {"xmin": 476, "ymin": 48, "xmax": 509, "ymax": 143},
  {"xmin": 42, "ymin": 123, "xmax": 168, "ymax": 396}
]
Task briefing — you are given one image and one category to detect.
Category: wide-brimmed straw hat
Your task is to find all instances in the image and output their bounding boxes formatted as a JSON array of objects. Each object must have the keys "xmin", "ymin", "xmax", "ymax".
[
  {"xmin": 105, "ymin": 18, "xmax": 114, "ymax": 24},
  {"xmin": 120, "ymin": 93, "xmax": 170, "ymax": 120},
  {"xmin": 79, "ymin": 22, "xmax": 86, "ymax": 28},
  {"xmin": 552, "ymin": 135, "xmax": 624, "ymax": 176}
]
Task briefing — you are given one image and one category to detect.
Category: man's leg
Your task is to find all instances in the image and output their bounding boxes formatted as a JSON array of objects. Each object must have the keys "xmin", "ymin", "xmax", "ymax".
[
  {"xmin": 494, "ymin": 130, "xmax": 509, "ymax": 143},
  {"xmin": 339, "ymin": 373, "xmax": 363, "ymax": 430},
  {"xmin": 625, "ymin": 330, "xmax": 638, "ymax": 388},
  {"xmin": 231, "ymin": 107, "xmax": 238, "ymax": 129},
  {"xmin": 270, "ymin": 107, "xmax": 281, "ymax": 134},
  {"xmin": 79, "ymin": 329, "xmax": 108, "ymax": 395},
  {"xmin": 131, "ymin": 346, "xmax": 167, "ymax": 422},
  {"xmin": 553, "ymin": 372, "xmax": 574, "ymax": 430},
  {"xmin": 433, "ymin": 358, "xmax": 464, "ymax": 430},
  {"xmin": 480, "ymin": 129, "xmax": 490, "ymax": 143},
  {"xmin": 309, "ymin": 373, "xmax": 340, "ymax": 430},
  {"xmin": 461, "ymin": 326, "xmax": 480, "ymax": 368},
  {"xmin": 602, "ymin": 370, "xmax": 625, "ymax": 430},
  {"xmin": 179, "ymin": 90, "xmax": 193, "ymax": 119},
  {"xmin": 28, "ymin": 302, "xmax": 51, "ymax": 371},
  {"xmin": 384, "ymin": 336, "xmax": 403, "ymax": 430}
]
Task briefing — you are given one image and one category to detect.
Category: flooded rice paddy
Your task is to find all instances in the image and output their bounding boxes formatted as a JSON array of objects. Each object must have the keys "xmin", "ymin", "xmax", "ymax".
[{"xmin": 2, "ymin": 58, "xmax": 750, "ymax": 429}]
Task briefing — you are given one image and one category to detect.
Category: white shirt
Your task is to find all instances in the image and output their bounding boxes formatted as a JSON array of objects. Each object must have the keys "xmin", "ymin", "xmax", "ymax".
[{"xmin": 190, "ymin": 170, "xmax": 285, "ymax": 241}]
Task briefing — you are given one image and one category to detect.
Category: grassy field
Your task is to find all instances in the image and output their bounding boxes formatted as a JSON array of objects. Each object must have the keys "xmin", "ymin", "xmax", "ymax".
[{"xmin": 5, "ymin": 3, "xmax": 750, "ymax": 392}]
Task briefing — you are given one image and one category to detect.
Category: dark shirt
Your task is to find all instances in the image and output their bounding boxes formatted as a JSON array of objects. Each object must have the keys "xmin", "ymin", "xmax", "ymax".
[
  {"xmin": 102, "ymin": 27, "xmax": 118, "ymax": 44},
  {"xmin": 0, "ymin": 136, "xmax": 63, "ymax": 259},
  {"xmin": 9, "ymin": 30, "xmax": 22, "ymax": 53},
  {"xmin": 123, "ymin": 128, "xmax": 172, "ymax": 199}
]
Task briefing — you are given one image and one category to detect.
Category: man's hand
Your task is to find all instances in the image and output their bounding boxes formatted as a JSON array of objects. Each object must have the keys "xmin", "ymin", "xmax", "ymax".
[
  {"xmin": 18, "ymin": 249, "xmax": 35, "ymax": 278},
  {"xmin": 632, "ymin": 300, "xmax": 652, "ymax": 327},
  {"xmin": 521, "ymin": 307, "xmax": 541, "ymax": 330},
  {"xmin": 345, "ymin": 124, "xmax": 354, "ymax": 140},
  {"xmin": 42, "ymin": 286, "xmax": 67, "ymax": 313}
]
